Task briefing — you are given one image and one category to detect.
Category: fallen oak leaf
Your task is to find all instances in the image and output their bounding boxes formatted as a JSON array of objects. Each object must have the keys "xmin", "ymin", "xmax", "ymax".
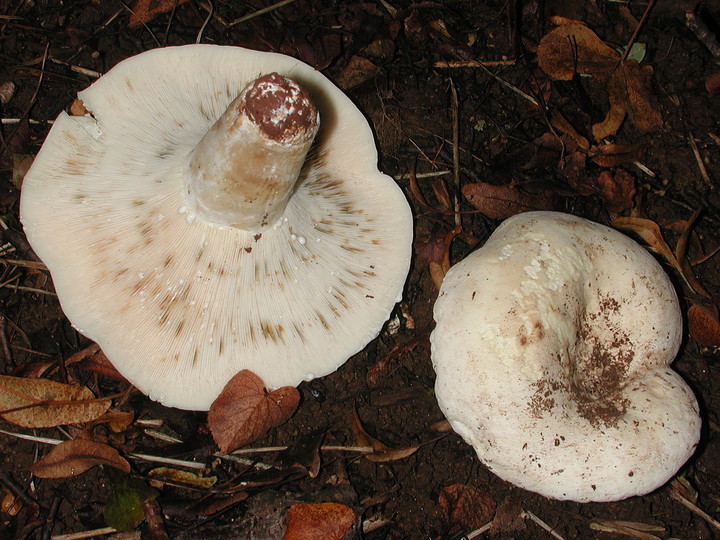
[
  {"xmin": 595, "ymin": 169, "xmax": 636, "ymax": 216},
  {"xmin": 284, "ymin": 502, "xmax": 355, "ymax": 540},
  {"xmin": 208, "ymin": 370, "xmax": 300, "ymax": 454},
  {"xmin": 439, "ymin": 484, "xmax": 496, "ymax": 532},
  {"xmin": 0, "ymin": 375, "xmax": 111, "ymax": 428},
  {"xmin": 351, "ymin": 406, "xmax": 419, "ymax": 462},
  {"xmin": 537, "ymin": 19, "xmax": 619, "ymax": 82},
  {"xmin": 462, "ymin": 182, "xmax": 558, "ymax": 220},
  {"xmin": 688, "ymin": 303, "xmax": 720, "ymax": 347},
  {"xmin": 607, "ymin": 60, "xmax": 663, "ymax": 134},
  {"xmin": 31, "ymin": 438, "xmax": 130, "ymax": 478},
  {"xmin": 588, "ymin": 139, "xmax": 650, "ymax": 167}
]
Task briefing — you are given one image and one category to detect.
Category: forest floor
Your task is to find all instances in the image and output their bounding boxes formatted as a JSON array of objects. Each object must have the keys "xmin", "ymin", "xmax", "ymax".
[{"xmin": 1, "ymin": 0, "xmax": 720, "ymax": 538}]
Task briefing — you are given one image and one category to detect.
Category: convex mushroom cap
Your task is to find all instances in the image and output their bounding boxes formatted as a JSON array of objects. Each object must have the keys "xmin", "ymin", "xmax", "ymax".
[
  {"xmin": 20, "ymin": 45, "xmax": 413, "ymax": 410},
  {"xmin": 431, "ymin": 211, "xmax": 700, "ymax": 502}
]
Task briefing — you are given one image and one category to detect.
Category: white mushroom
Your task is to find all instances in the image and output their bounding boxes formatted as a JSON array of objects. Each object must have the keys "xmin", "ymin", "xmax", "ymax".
[
  {"xmin": 20, "ymin": 45, "xmax": 413, "ymax": 411},
  {"xmin": 431, "ymin": 211, "xmax": 700, "ymax": 502}
]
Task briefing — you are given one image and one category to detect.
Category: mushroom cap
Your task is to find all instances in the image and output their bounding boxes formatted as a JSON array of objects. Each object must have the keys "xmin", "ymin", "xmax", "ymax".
[
  {"xmin": 431, "ymin": 211, "xmax": 700, "ymax": 502},
  {"xmin": 20, "ymin": 45, "xmax": 413, "ymax": 410}
]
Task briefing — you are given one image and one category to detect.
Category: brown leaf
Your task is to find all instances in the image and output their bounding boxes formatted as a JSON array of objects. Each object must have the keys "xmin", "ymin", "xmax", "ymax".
[
  {"xmin": 416, "ymin": 226, "xmax": 460, "ymax": 290},
  {"xmin": 148, "ymin": 467, "xmax": 217, "ymax": 489},
  {"xmin": 208, "ymin": 370, "xmax": 300, "ymax": 454},
  {"xmin": 537, "ymin": 20, "xmax": 619, "ymax": 82},
  {"xmin": 688, "ymin": 304, "xmax": 720, "ymax": 347},
  {"xmin": 608, "ymin": 61, "xmax": 663, "ymax": 134},
  {"xmin": 592, "ymin": 103, "xmax": 627, "ymax": 141},
  {"xmin": 550, "ymin": 110, "xmax": 589, "ymax": 151},
  {"xmin": 128, "ymin": 0, "xmax": 189, "ymax": 28},
  {"xmin": 283, "ymin": 502, "xmax": 355, "ymax": 540},
  {"xmin": 66, "ymin": 343, "xmax": 129, "ymax": 383},
  {"xmin": 439, "ymin": 484, "xmax": 496, "ymax": 531},
  {"xmin": 462, "ymin": 182, "xmax": 557, "ymax": 219},
  {"xmin": 588, "ymin": 139, "xmax": 650, "ymax": 167},
  {"xmin": 705, "ymin": 72, "xmax": 720, "ymax": 97},
  {"xmin": 351, "ymin": 406, "xmax": 419, "ymax": 462},
  {"xmin": 334, "ymin": 56, "xmax": 379, "ymax": 89},
  {"xmin": 595, "ymin": 169, "xmax": 636, "ymax": 216},
  {"xmin": 31, "ymin": 439, "xmax": 130, "ymax": 478},
  {"xmin": 0, "ymin": 375, "xmax": 110, "ymax": 428}
]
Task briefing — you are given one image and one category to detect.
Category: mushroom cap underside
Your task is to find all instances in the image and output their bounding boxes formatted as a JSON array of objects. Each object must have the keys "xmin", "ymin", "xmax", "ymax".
[
  {"xmin": 431, "ymin": 211, "xmax": 700, "ymax": 502},
  {"xmin": 20, "ymin": 45, "xmax": 413, "ymax": 410}
]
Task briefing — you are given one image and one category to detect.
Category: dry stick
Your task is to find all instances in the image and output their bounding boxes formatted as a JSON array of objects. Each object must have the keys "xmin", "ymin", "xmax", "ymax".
[
  {"xmin": 228, "ymin": 0, "xmax": 298, "ymax": 27},
  {"xmin": 51, "ymin": 527, "xmax": 118, "ymax": 540},
  {"xmin": 450, "ymin": 79, "xmax": 461, "ymax": 229},
  {"xmin": 619, "ymin": 0, "xmax": 657, "ymax": 64},
  {"xmin": 434, "ymin": 59, "xmax": 515, "ymax": 68},
  {"xmin": 195, "ymin": 0, "xmax": 213, "ymax": 43},
  {"xmin": 687, "ymin": 131, "xmax": 713, "ymax": 187},
  {"xmin": 669, "ymin": 487, "xmax": 720, "ymax": 531},
  {"xmin": 522, "ymin": 509, "xmax": 566, "ymax": 540}
]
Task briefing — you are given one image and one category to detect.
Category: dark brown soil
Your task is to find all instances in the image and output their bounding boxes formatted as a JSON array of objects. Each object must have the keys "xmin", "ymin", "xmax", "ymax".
[{"xmin": 1, "ymin": 0, "xmax": 720, "ymax": 538}]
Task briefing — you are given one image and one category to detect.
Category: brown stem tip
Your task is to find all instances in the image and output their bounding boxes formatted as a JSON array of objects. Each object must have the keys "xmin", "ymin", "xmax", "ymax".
[{"xmin": 244, "ymin": 72, "xmax": 319, "ymax": 145}]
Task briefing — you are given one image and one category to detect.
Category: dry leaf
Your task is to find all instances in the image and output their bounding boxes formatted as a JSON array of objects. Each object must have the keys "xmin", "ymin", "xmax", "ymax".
[
  {"xmin": 335, "ymin": 55, "xmax": 379, "ymax": 89},
  {"xmin": 351, "ymin": 407, "xmax": 419, "ymax": 462},
  {"xmin": 589, "ymin": 139, "xmax": 650, "ymax": 167},
  {"xmin": 705, "ymin": 72, "xmax": 720, "ymax": 96},
  {"xmin": 208, "ymin": 370, "xmax": 300, "ymax": 454},
  {"xmin": 416, "ymin": 226, "xmax": 460, "ymax": 290},
  {"xmin": 283, "ymin": 502, "xmax": 355, "ymax": 540},
  {"xmin": 595, "ymin": 169, "xmax": 636, "ymax": 216},
  {"xmin": 439, "ymin": 484, "xmax": 496, "ymax": 531},
  {"xmin": 0, "ymin": 375, "xmax": 110, "ymax": 428},
  {"xmin": 31, "ymin": 439, "xmax": 130, "ymax": 478},
  {"xmin": 148, "ymin": 467, "xmax": 217, "ymax": 489},
  {"xmin": 462, "ymin": 182, "xmax": 557, "ymax": 219},
  {"xmin": 688, "ymin": 304, "xmax": 720, "ymax": 347},
  {"xmin": 608, "ymin": 61, "xmax": 663, "ymax": 134},
  {"xmin": 592, "ymin": 103, "xmax": 626, "ymax": 141},
  {"xmin": 550, "ymin": 110, "xmax": 589, "ymax": 151},
  {"xmin": 537, "ymin": 20, "xmax": 618, "ymax": 82},
  {"xmin": 66, "ymin": 343, "xmax": 129, "ymax": 383},
  {"xmin": 128, "ymin": 0, "xmax": 189, "ymax": 28}
]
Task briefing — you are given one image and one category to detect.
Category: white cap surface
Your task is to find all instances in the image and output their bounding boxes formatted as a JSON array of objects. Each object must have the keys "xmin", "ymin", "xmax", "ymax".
[
  {"xmin": 431, "ymin": 211, "xmax": 700, "ymax": 502},
  {"xmin": 20, "ymin": 45, "xmax": 412, "ymax": 410}
]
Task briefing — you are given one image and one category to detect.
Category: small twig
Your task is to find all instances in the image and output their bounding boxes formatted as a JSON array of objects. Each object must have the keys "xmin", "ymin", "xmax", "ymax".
[
  {"xmin": 195, "ymin": 0, "xmax": 213, "ymax": 43},
  {"xmin": 228, "ymin": 0, "xmax": 298, "ymax": 27},
  {"xmin": 440, "ymin": 60, "xmax": 539, "ymax": 107},
  {"xmin": 669, "ymin": 484, "xmax": 720, "ymax": 531},
  {"xmin": 619, "ymin": 0, "xmax": 657, "ymax": 64},
  {"xmin": 466, "ymin": 521, "xmax": 493, "ymax": 538},
  {"xmin": 434, "ymin": 60, "xmax": 516, "ymax": 68},
  {"xmin": 50, "ymin": 527, "xmax": 118, "ymax": 540},
  {"xmin": 522, "ymin": 509, "xmax": 566, "ymax": 540},
  {"xmin": 0, "ymin": 314, "xmax": 13, "ymax": 369},
  {"xmin": 450, "ymin": 79, "xmax": 461, "ymax": 229},
  {"xmin": 230, "ymin": 444, "xmax": 374, "ymax": 455},
  {"xmin": 687, "ymin": 131, "xmax": 713, "ymax": 187}
]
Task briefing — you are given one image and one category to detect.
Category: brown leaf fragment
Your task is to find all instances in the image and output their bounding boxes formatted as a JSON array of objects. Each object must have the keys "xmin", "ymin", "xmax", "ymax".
[
  {"xmin": 439, "ymin": 484, "xmax": 496, "ymax": 531},
  {"xmin": 550, "ymin": 110, "xmax": 589, "ymax": 151},
  {"xmin": 334, "ymin": 56, "xmax": 379, "ymax": 89},
  {"xmin": 462, "ymin": 182, "xmax": 557, "ymax": 220},
  {"xmin": 283, "ymin": 502, "xmax": 355, "ymax": 540},
  {"xmin": 208, "ymin": 370, "xmax": 300, "ymax": 454},
  {"xmin": 0, "ymin": 375, "xmax": 110, "ymax": 428},
  {"xmin": 588, "ymin": 139, "xmax": 649, "ymax": 167},
  {"xmin": 66, "ymin": 343, "xmax": 129, "ymax": 384},
  {"xmin": 705, "ymin": 72, "xmax": 720, "ymax": 96},
  {"xmin": 127, "ymin": 0, "xmax": 189, "ymax": 28},
  {"xmin": 608, "ymin": 61, "xmax": 663, "ymax": 134},
  {"xmin": 612, "ymin": 216, "xmax": 704, "ymax": 294},
  {"xmin": 537, "ymin": 20, "xmax": 619, "ymax": 82},
  {"xmin": 595, "ymin": 169, "xmax": 636, "ymax": 216},
  {"xmin": 31, "ymin": 439, "xmax": 130, "ymax": 478},
  {"xmin": 592, "ymin": 103, "xmax": 627, "ymax": 141},
  {"xmin": 351, "ymin": 407, "xmax": 419, "ymax": 462},
  {"xmin": 148, "ymin": 467, "xmax": 217, "ymax": 489},
  {"xmin": 688, "ymin": 304, "xmax": 720, "ymax": 347},
  {"xmin": 416, "ymin": 226, "xmax": 460, "ymax": 290}
]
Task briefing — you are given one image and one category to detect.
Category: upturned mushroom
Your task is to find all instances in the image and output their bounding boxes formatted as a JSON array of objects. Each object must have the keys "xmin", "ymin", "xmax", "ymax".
[
  {"xmin": 20, "ymin": 45, "xmax": 412, "ymax": 411},
  {"xmin": 431, "ymin": 211, "xmax": 700, "ymax": 502}
]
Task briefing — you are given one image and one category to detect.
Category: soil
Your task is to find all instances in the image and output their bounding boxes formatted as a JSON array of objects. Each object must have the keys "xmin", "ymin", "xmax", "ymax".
[{"xmin": 1, "ymin": 0, "xmax": 720, "ymax": 539}]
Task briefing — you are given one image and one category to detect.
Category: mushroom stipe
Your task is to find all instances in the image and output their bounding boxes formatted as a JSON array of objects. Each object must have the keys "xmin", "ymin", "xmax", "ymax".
[
  {"xmin": 20, "ymin": 45, "xmax": 413, "ymax": 411},
  {"xmin": 431, "ymin": 211, "xmax": 701, "ymax": 502}
]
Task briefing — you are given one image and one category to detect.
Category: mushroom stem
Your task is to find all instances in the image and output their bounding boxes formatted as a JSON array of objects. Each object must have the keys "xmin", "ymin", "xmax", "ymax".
[{"xmin": 184, "ymin": 73, "xmax": 319, "ymax": 230}]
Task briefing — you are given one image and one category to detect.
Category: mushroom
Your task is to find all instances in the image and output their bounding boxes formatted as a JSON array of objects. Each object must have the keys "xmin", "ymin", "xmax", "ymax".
[
  {"xmin": 20, "ymin": 45, "xmax": 413, "ymax": 411},
  {"xmin": 431, "ymin": 211, "xmax": 700, "ymax": 502}
]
